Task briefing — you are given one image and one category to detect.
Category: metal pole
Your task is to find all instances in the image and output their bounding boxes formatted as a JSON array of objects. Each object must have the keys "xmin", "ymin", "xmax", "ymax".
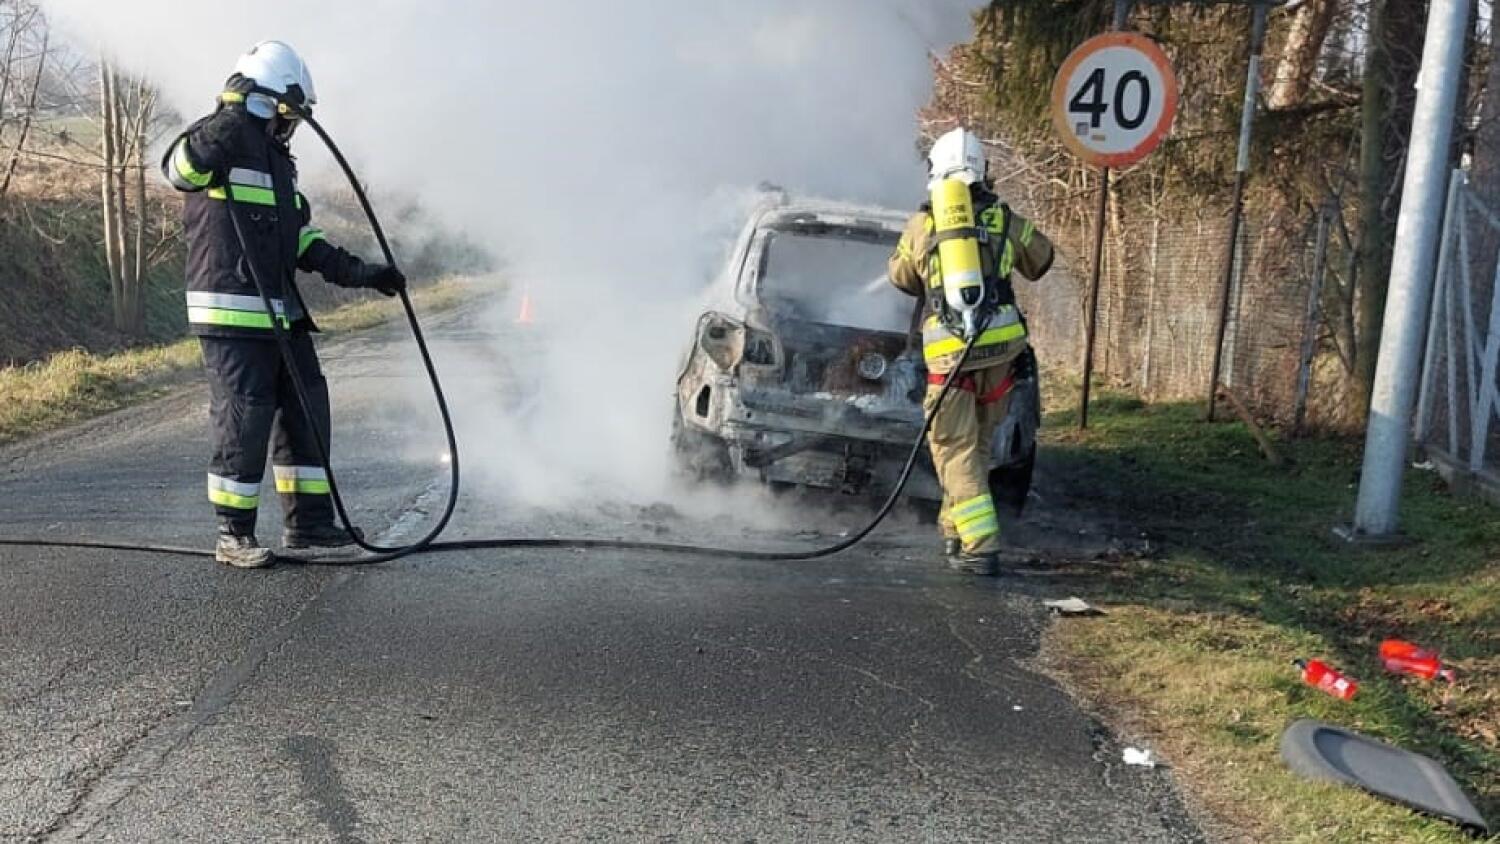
[
  {"xmin": 1352, "ymin": 0, "xmax": 1471, "ymax": 536},
  {"xmin": 1080, "ymin": 166, "xmax": 1110, "ymax": 429},
  {"xmin": 1206, "ymin": 2, "xmax": 1269, "ymax": 421},
  {"xmin": 1077, "ymin": 0, "xmax": 1132, "ymax": 430}
]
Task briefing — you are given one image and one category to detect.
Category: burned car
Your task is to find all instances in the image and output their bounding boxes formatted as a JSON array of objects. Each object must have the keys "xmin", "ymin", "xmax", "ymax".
[{"xmin": 672, "ymin": 196, "xmax": 1040, "ymax": 509}]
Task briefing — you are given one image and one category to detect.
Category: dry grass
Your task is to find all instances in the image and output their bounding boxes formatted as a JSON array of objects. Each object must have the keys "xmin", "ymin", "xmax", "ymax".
[
  {"xmin": 1039, "ymin": 385, "xmax": 1499, "ymax": 843},
  {"xmin": 0, "ymin": 277, "xmax": 476, "ymax": 447}
]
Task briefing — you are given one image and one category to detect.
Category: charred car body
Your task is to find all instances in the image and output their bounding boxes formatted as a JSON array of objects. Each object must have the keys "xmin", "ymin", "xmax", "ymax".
[{"xmin": 672, "ymin": 196, "xmax": 1039, "ymax": 507}]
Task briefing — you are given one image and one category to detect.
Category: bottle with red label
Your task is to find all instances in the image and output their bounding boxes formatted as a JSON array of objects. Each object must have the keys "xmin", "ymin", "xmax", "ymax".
[
  {"xmin": 1379, "ymin": 639, "xmax": 1456, "ymax": 682},
  {"xmin": 1294, "ymin": 658, "xmax": 1358, "ymax": 700}
]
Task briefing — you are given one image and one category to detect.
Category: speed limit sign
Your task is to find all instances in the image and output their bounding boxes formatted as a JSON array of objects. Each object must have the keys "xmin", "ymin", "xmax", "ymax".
[{"xmin": 1051, "ymin": 32, "xmax": 1178, "ymax": 169}]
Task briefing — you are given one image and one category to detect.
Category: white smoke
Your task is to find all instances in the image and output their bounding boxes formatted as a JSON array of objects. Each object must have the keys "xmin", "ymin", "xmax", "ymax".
[{"xmin": 41, "ymin": 0, "xmax": 978, "ymax": 516}]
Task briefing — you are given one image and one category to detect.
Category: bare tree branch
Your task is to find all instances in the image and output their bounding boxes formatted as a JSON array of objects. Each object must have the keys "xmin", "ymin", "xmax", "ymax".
[{"xmin": 0, "ymin": 17, "xmax": 47, "ymax": 201}]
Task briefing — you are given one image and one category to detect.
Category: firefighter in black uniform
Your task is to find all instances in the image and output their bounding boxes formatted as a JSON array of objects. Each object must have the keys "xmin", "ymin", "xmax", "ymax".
[{"xmin": 162, "ymin": 41, "xmax": 404, "ymax": 567}]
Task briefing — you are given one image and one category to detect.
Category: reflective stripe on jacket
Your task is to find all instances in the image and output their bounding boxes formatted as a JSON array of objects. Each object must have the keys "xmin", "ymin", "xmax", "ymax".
[{"xmin": 920, "ymin": 307, "xmax": 1026, "ymax": 373}]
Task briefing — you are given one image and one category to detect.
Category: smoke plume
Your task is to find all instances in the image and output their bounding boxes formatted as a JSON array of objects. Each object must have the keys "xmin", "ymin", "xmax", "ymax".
[{"xmin": 42, "ymin": 0, "xmax": 978, "ymax": 516}]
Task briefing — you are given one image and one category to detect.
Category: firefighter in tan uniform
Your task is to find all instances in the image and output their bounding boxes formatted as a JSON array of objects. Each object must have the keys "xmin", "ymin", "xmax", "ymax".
[{"xmin": 888, "ymin": 128, "xmax": 1054, "ymax": 576}]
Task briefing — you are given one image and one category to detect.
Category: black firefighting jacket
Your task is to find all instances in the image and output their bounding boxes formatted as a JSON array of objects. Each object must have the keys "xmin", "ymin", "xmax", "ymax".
[{"xmin": 161, "ymin": 96, "xmax": 372, "ymax": 339}]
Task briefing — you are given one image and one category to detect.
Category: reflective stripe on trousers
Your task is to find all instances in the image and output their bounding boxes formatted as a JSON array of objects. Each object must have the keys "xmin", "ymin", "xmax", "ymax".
[
  {"xmin": 273, "ymin": 465, "xmax": 331, "ymax": 495},
  {"xmin": 951, "ymin": 494, "xmax": 1000, "ymax": 544},
  {"xmin": 207, "ymin": 473, "xmax": 260, "ymax": 510}
]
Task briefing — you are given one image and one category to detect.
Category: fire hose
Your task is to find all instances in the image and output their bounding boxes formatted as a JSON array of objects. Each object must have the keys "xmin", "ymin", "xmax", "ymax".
[{"xmin": 0, "ymin": 107, "xmax": 983, "ymax": 566}]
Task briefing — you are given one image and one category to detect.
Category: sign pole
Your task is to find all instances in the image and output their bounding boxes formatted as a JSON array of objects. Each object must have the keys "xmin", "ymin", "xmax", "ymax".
[
  {"xmin": 1079, "ymin": 166, "xmax": 1110, "ymax": 430},
  {"xmin": 1078, "ymin": 0, "xmax": 1133, "ymax": 430},
  {"xmin": 1205, "ymin": 1, "xmax": 1269, "ymax": 421}
]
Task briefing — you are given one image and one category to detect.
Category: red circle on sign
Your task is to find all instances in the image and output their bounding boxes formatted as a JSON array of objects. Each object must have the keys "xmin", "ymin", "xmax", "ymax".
[{"xmin": 1050, "ymin": 32, "xmax": 1178, "ymax": 169}]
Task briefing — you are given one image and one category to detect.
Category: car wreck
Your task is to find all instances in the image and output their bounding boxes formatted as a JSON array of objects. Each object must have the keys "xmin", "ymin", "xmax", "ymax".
[{"xmin": 672, "ymin": 194, "xmax": 1039, "ymax": 510}]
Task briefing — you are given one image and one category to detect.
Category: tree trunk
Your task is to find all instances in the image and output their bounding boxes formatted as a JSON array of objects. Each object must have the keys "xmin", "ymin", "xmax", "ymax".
[
  {"xmin": 1354, "ymin": 0, "xmax": 1391, "ymax": 414},
  {"xmin": 129, "ymin": 80, "xmax": 152, "ymax": 333},
  {"xmin": 1266, "ymin": 0, "xmax": 1337, "ymax": 110},
  {"xmin": 100, "ymin": 59, "xmax": 127, "ymax": 331},
  {"xmin": 1353, "ymin": 0, "xmax": 1428, "ymax": 417},
  {"xmin": 1451, "ymin": 0, "xmax": 1479, "ymax": 165},
  {"xmin": 112, "ymin": 83, "xmax": 136, "ymax": 336}
]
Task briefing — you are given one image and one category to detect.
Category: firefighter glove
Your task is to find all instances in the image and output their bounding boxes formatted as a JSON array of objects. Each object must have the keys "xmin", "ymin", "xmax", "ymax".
[{"xmin": 358, "ymin": 263, "xmax": 406, "ymax": 297}]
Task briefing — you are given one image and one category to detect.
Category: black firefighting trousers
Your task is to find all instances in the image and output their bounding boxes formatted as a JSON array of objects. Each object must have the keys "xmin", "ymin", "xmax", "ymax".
[{"xmin": 201, "ymin": 333, "xmax": 335, "ymax": 536}]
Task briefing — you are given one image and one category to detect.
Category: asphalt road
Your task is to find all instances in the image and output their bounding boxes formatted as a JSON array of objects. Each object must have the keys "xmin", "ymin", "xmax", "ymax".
[{"xmin": 0, "ymin": 310, "xmax": 1202, "ymax": 843}]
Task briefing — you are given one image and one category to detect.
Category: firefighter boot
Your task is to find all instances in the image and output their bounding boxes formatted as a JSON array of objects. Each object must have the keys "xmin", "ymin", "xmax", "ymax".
[
  {"xmin": 282, "ymin": 523, "xmax": 361, "ymax": 550},
  {"xmin": 216, "ymin": 532, "xmax": 274, "ymax": 569},
  {"xmin": 947, "ymin": 549, "xmax": 998, "ymax": 577}
]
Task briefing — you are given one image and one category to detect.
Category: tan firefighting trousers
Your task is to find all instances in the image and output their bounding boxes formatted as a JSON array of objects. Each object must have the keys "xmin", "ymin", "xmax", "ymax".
[{"xmin": 923, "ymin": 360, "xmax": 1017, "ymax": 555}]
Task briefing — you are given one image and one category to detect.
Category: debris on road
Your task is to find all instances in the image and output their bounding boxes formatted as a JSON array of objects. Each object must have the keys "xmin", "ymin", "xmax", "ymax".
[
  {"xmin": 1044, "ymin": 597, "xmax": 1104, "ymax": 616},
  {"xmin": 1281, "ymin": 720, "xmax": 1491, "ymax": 835},
  {"xmin": 1122, "ymin": 747, "xmax": 1158, "ymax": 768},
  {"xmin": 1294, "ymin": 657, "xmax": 1358, "ymax": 700}
]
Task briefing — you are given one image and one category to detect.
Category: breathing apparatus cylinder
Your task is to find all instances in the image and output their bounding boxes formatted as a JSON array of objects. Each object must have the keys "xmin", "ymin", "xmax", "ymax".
[{"xmin": 930, "ymin": 178, "xmax": 985, "ymax": 338}]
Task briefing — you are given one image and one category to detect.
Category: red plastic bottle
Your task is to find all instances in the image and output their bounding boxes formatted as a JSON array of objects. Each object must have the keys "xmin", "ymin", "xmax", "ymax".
[
  {"xmin": 1294, "ymin": 658, "xmax": 1358, "ymax": 700},
  {"xmin": 1379, "ymin": 639, "xmax": 1455, "ymax": 682}
]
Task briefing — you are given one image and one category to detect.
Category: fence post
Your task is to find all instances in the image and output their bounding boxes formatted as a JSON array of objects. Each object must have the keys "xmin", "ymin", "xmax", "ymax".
[
  {"xmin": 1206, "ymin": 1, "xmax": 1270, "ymax": 421},
  {"xmin": 1293, "ymin": 201, "xmax": 1333, "ymax": 435},
  {"xmin": 1414, "ymin": 170, "xmax": 1464, "ymax": 449}
]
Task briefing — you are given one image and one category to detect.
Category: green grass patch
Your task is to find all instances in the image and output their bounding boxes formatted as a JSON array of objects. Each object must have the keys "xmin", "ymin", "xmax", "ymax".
[
  {"xmin": 0, "ymin": 278, "xmax": 475, "ymax": 447},
  {"xmin": 1041, "ymin": 385, "xmax": 1499, "ymax": 843}
]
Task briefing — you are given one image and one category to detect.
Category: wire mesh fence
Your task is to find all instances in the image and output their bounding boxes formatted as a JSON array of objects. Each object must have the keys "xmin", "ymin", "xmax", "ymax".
[{"xmin": 1004, "ymin": 177, "xmax": 1331, "ymax": 425}]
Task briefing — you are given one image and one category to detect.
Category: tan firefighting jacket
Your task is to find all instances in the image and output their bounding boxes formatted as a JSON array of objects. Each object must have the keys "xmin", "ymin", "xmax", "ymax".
[{"xmin": 888, "ymin": 198, "xmax": 1054, "ymax": 373}]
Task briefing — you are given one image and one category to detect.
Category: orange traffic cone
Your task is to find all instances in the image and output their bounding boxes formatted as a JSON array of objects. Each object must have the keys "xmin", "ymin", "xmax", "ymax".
[{"xmin": 515, "ymin": 288, "xmax": 535, "ymax": 325}]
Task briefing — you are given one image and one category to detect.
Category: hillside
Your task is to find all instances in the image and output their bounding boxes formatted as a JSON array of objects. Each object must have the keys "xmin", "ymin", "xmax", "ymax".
[{"xmin": 1, "ymin": 155, "xmax": 185, "ymax": 364}]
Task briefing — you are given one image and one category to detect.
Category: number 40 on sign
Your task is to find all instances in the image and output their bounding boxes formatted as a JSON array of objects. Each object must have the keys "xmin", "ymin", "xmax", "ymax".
[{"xmin": 1051, "ymin": 32, "xmax": 1178, "ymax": 169}]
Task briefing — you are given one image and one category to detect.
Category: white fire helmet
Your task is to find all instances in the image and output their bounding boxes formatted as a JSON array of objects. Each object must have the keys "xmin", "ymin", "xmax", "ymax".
[
  {"xmin": 234, "ymin": 41, "xmax": 316, "ymax": 119},
  {"xmin": 926, "ymin": 127, "xmax": 987, "ymax": 189}
]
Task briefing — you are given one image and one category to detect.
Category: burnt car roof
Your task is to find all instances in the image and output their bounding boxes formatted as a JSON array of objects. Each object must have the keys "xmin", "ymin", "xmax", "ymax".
[{"xmin": 752, "ymin": 199, "xmax": 909, "ymax": 235}]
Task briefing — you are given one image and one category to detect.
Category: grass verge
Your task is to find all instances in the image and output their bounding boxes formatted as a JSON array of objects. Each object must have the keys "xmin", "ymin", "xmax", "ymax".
[
  {"xmin": 0, "ymin": 277, "xmax": 476, "ymax": 447},
  {"xmin": 1038, "ymin": 387, "xmax": 1498, "ymax": 844}
]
